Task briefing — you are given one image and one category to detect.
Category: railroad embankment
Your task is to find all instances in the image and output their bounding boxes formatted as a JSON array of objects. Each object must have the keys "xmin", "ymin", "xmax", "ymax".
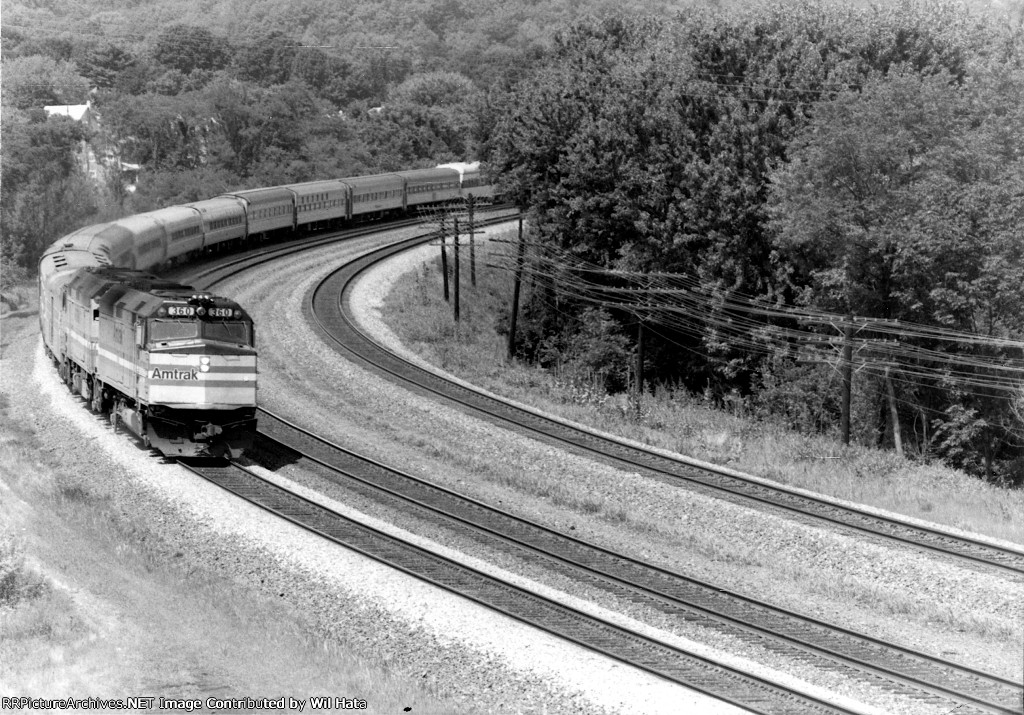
[{"xmin": 0, "ymin": 286, "xmax": 477, "ymax": 713}]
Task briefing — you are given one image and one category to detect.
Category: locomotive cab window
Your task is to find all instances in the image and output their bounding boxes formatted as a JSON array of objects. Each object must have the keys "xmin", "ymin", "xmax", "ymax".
[
  {"xmin": 149, "ymin": 320, "xmax": 200, "ymax": 342},
  {"xmin": 203, "ymin": 321, "xmax": 252, "ymax": 346}
]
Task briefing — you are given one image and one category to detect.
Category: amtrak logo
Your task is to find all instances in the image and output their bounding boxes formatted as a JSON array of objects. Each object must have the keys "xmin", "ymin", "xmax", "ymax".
[{"xmin": 150, "ymin": 367, "xmax": 200, "ymax": 380}]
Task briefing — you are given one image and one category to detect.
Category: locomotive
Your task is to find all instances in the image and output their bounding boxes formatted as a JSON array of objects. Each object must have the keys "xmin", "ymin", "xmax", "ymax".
[
  {"xmin": 40, "ymin": 265, "xmax": 257, "ymax": 458},
  {"xmin": 38, "ymin": 162, "xmax": 494, "ymax": 458}
]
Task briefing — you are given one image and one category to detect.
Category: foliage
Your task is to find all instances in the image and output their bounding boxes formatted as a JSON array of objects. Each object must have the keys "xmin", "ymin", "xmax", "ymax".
[
  {"xmin": 1, "ymin": 111, "xmax": 99, "ymax": 282},
  {"xmin": 77, "ymin": 43, "xmax": 138, "ymax": 90},
  {"xmin": 152, "ymin": 24, "xmax": 231, "ymax": 76},
  {"xmin": 771, "ymin": 64, "xmax": 1024, "ymax": 479},
  {"xmin": 2, "ymin": 55, "xmax": 91, "ymax": 109},
  {"xmin": 490, "ymin": 1, "xmax": 1024, "ymax": 477}
]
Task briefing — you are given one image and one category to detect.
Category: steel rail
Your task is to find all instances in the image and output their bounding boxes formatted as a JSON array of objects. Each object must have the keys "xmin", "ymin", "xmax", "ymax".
[
  {"xmin": 252, "ymin": 407, "xmax": 1022, "ymax": 715},
  {"xmin": 179, "ymin": 217, "xmax": 1022, "ymax": 714},
  {"xmin": 178, "ymin": 458, "xmax": 864, "ymax": 715},
  {"xmin": 303, "ymin": 233, "xmax": 1024, "ymax": 578}
]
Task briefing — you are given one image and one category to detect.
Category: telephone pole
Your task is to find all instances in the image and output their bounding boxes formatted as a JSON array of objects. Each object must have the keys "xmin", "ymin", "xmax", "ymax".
[
  {"xmin": 453, "ymin": 217, "xmax": 461, "ymax": 323},
  {"xmin": 467, "ymin": 195, "xmax": 476, "ymax": 287},
  {"xmin": 439, "ymin": 218, "xmax": 449, "ymax": 302},
  {"xmin": 507, "ymin": 216, "xmax": 526, "ymax": 360},
  {"xmin": 840, "ymin": 320, "xmax": 853, "ymax": 446}
]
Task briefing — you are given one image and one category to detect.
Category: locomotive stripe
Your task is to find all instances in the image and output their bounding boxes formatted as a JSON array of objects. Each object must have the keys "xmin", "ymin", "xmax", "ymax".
[
  {"xmin": 66, "ymin": 328, "xmax": 93, "ymax": 348},
  {"xmin": 149, "ymin": 379, "xmax": 254, "ymax": 388},
  {"xmin": 148, "ymin": 369, "xmax": 256, "ymax": 381},
  {"xmin": 148, "ymin": 387, "xmax": 256, "ymax": 404},
  {"xmin": 149, "ymin": 363, "xmax": 256, "ymax": 373},
  {"xmin": 92, "ymin": 350, "xmax": 257, "ymax": 381}
]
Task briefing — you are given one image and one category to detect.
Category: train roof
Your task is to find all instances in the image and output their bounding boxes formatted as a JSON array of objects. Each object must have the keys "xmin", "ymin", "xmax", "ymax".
[
  {"xmin": 65, "ymin": 267, "xmax": 249, "ymax": 321},
  {"xmin": 143, "ymin": 205, "xmax": 202, "ymax": 222},
  {"xmin": 283, "ymin": 179, "xmax": 350, "ymax": 198},
  {"xmin": 398, "ymin": 167, "xmax": 460, "ymax": 182},
  {"xmin": 220, "ymin": 187, "xmax": 295, "ymax": 205},
  {"xmin": 183, "ymin": 197, "xmax": 247, "ymax": 212},
  {"xmin": 436, "ymin": 162, "xmax": 481, "ymax": 179},
  {"xmin": 338, "ymin": 173, "xmax": 405, "ymax": 191}
]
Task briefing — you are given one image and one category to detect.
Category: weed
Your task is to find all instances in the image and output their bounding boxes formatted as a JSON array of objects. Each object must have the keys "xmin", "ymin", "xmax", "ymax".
[{"xmin": 0, "ymin": 533, "xmax": 47, "ymax": 607}]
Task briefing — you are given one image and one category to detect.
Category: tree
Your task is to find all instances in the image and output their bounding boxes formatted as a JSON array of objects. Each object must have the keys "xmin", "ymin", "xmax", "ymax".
[
  {"xmin": 77, "ymin": 43, "xmax": 137, "ymax": 89},
  {"xmin": 152, "ymin": 24, "xmax": 230, "ymax": 76},
  {"xmin": 2, "ymin": 55, "xmax": 91, "ymax": 109},
  {"xmin": 203, "ymin": 78, "xmax": 321, "ymax": 177},
  {"xmin": 1, "ymin": 112, "xmax": 98, "ymax": 275},
  {"xmin": 100, "ymin": 91, "xmax": 211, "ymax": 169},
  {"xmin": 231, "ymin": 32, "xmax": 298, "ymax": 87},
  {"xmin": 770, "ymin": 67, "xmax": 1024, "ymax": 477}
]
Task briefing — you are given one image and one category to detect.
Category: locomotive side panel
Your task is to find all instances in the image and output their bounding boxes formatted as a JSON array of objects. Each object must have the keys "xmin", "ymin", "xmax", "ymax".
[
  {"xmin": 96, "ymin": 301, "xmax": 141, "ymax": 400},
  {"xmin": 38, "ymin": 249, "xmax": 99, "ymax": 360}
]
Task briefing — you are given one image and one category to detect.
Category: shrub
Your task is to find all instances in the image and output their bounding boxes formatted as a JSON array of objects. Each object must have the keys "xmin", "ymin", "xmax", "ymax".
[{"xmin": 0, "ymin": 532, "xmax": 47, "ymax": 607}]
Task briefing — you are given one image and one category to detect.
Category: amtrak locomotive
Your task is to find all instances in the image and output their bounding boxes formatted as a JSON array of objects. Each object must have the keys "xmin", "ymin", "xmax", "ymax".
[{"xmin": 40, "ymin": 266, "xmax": 256, "ymax": 457}]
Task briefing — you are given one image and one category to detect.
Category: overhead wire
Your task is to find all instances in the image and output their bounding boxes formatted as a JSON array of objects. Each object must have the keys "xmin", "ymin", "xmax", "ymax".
[{"xmin": 487, "ymin": 236, "xmax": 1024, "ymax": 400}]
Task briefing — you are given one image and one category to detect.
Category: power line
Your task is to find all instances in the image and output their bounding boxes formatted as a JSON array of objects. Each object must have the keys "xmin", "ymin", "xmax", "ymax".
[{"xmin": 488, "ymin": 239, "xmax": 1024, "ymax": 399}]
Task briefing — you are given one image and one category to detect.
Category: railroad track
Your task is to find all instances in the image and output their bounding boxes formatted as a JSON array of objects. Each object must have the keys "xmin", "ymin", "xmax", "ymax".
[
  {"xmin": 167, "ymin": 213, "xmax": 470, "ymax": 290},
  {"xmin": 247, "ymin": 407, "xmax": 1023, "ymax": 715},
  {"xmin": 179, "ymin": 216, "xmax": 1022, "ymax": 712},
  {"xmin": 179, "ymin": 456, "xmax": 864, "ymax": 715},
  {"xmin": 304, "ymin": 233, "xmax": 1024, "ymax": 579}
]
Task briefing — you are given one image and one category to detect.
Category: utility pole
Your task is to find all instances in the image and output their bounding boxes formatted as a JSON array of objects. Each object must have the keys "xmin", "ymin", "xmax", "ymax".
[
  {"xmin": 635, "ymin": 316, "xmax": 646, "ymax": 420},
  {"xmin": 841, "ymin": 319, "xmax": 853, "ymax": 446},
  {"xmin": 439, "ymin": 218, "xmax": 449, "ymax": 302},
  {"xmin": 884, "ymin": 365, "xmax": 903, "ymax": 457},
  {"xmin": 467, "ymin": 195, "xmax": 476, "ymax": 287},
  {"xmin": 507, "ymin": 215, "xmax": 526, "ymax": 361},
  {"xmin": 453, "ymin": 217, "xmax": 460, "ymax": 323}
]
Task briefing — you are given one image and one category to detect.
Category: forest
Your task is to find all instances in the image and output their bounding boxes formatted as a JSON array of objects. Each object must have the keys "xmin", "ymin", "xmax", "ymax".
[{"xmin": 3, "ymin": 0, "xmax": 1024, "ymax": 480}]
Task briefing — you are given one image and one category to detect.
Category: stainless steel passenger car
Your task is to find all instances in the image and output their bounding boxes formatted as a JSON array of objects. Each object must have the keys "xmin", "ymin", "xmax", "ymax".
[
  {"xmin": 149, "ymin": 205, "xmax": 204, "ymax": 262},
  {"xmin": 400, "ymin": 167, "xmax": 462, "ymax": 208},
  {"xmin": 286, "ymin": 179, "xmax": 350, "ymax": 229},
  {"xmin": 341, "ymin": 173, "xmax": 406, "ymax": 217},
  {"xmin": 221, "ymin": 187, "xmax": 296, "ymax": 237}
]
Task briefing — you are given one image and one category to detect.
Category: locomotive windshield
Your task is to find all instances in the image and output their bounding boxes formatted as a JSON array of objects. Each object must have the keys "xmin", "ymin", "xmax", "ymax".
[
  {"xmin": 148, "ymin": 319, "xmax": 252, "ymax": 346},
  {"xmin": 150, "ymin": 320, "xmax": 199, "ymax": 342},
  {"xmin": 203, "ymin": 321, "xmax": 251, "ymax": 345}
]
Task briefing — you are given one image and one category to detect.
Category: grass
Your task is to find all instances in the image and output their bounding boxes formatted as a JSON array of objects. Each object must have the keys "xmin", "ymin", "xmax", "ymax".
[{"xmin": 381, "ymin": 230, "xmax": 1024, "ymax": 546}]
